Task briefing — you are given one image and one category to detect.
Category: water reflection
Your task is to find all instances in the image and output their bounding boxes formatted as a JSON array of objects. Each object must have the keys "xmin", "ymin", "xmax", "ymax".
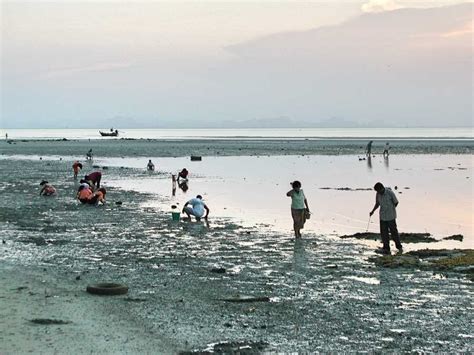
[{"xmin": 367, "ymin": 155, "xmax": 372, "ymax": 170}]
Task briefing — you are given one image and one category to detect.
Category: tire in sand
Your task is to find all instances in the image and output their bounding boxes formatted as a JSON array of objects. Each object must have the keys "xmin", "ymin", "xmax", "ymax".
[{"xmin": 86, "ymin": 283, "xmax": 128, "ymax": 296}]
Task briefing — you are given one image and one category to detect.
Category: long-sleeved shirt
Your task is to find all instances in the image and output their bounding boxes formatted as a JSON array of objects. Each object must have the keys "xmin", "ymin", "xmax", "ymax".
[{"xmin": 376, "ymin": 188, "xmax": 399, "ymax": 221}]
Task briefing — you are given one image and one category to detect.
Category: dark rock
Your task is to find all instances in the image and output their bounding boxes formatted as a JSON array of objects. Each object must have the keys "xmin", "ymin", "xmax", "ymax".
[
  {"xmin": 443, "ymin": 234, "xmax": 463, "ymax": 242},
  {"xmin": 340, "ymin": 232, "xmax": 436, "ymax": 243},
  {"xmin": 30, "ymin": 319, "xmax": 72, "ymax": 325},
  {"xmin": 75, "ymin": 275, "xmax": 81, "ymax": 280},
  {"xmin": 210, "ymin": 268, "xmax": 226, "ymax": 274},
  {"xmin": 219, "ymin": 295, "xmax": 271, "ymax": 303}
]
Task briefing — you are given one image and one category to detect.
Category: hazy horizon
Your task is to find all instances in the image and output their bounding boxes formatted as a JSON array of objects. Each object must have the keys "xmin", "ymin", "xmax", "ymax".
[{"xmin": 1, "ymin": 1, "xmax": 472, "ymax": 129}]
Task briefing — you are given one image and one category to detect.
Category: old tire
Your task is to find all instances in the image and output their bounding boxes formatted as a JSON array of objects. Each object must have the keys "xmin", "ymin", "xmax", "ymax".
[{"xmin": 86, "ymin": 283, "xmax": 128, "ymax": 296}]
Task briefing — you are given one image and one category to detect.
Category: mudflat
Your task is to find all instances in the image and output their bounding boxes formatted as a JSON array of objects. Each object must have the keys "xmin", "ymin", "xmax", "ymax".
[{"xmin": 1, "ymin": 140, "xmax": 473, "ymax": 353}]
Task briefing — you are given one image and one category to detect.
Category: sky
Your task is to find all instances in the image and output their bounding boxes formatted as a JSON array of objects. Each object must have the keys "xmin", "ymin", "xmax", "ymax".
[{"xmin": 1, "ymin": 0, "xmax": 472, "ymax": 128}]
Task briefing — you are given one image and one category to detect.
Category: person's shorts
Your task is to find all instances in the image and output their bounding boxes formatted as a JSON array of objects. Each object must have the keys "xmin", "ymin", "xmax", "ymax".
[{"xmin": 184, "ymin": 206, "xmax": 203, "ymax": 218}]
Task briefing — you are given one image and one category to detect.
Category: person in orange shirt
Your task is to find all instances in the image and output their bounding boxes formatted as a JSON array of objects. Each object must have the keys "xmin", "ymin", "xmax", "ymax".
[
  {"xmin": 72, "ymin": 161, "xmax": 83, "ymax": 179},
  {"xmin": 77, "ymin": 184, "xmax": 93, "ymax": 203},
  {"xmin": 87, "ymin": 188, "xmax": 106, "ymax": 205}
]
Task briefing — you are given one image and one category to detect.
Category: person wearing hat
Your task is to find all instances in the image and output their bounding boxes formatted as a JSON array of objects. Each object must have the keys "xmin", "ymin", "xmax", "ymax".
[{"xmin": 286, "ymin": 180, "xmax": 310, "ymax": 238}]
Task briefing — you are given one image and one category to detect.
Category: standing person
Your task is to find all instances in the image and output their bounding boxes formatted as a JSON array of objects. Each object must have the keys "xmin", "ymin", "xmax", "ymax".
[
  {"xmin": 369, "ymin": 182, "xmax": 402, "ymax": 254},
  {"xmin": 39, "ymin": 181, "xmax": 57, "ymax": 196},
  {"xmin": 147, "ymin": 160, "xmax": 155, "ymax": 171},
  {"xmin": 286, "ymin": 181, "xmax": 310, "ymax": 238},
  {"xmin": 171, "ymin": 174, "xmax": 177, "ymax": 196},
  {"xmin": 383, "ymin": 142, "xmax": 390, "ymax": 157},
  {"xmin": 182, "ymin": 195, "xmax": 209, "ymax": 221},
  {"xmin": 72, "ymin": 161, "xmax": 83, "ymax": 179},
  {"xmin": 84, "ymin": 171, "xmax": 102, "ymax": 189},
  {"xmin": 86, "ymin": 149, "xmax": 93, "ymax": 160},
  {"xmin": 366, "ymin": 141, "xmax": 373, "ymax": 157}
]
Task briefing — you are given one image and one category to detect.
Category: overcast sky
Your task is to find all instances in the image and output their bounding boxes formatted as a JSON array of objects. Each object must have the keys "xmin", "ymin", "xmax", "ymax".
[{"xmin": 1, "ymin": 0, "xmax": 472, "ymax": 128}]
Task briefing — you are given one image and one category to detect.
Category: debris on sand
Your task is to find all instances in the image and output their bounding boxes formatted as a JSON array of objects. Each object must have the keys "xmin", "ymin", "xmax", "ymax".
[
  {"xmin": 181, "ymin": 340, "xmax": 268, "ymax": 355},
  {"xmin": 219, "ymin": 295, "xmax": 271, "ymax": 303},
  {"xmin": 320, "ymin": 187, "xmax": 371, "ymax": 191},
  {"xmin": 123, "ymin": 297, "xmax": 147, "ymax": 303},
  {"xmin": 30, "ymin": 319, "xmax": 72, "ymax": 325},
  {"xmin": 369, "ymin": 249, "xmax": 474, "ymax": 281},
  {"xmin": 340, "ymin": 232, "xmax": 436, "ymax": 243}
]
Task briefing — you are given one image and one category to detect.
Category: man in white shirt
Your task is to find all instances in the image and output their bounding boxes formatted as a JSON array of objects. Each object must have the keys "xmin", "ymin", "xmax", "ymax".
[
  {"xmin": 182, "ymin": 195, "xmax": 209, "ymax": 221},
  {"xmin": 369, "ymin": 182, "xmax": 402, "ymax": 254}
]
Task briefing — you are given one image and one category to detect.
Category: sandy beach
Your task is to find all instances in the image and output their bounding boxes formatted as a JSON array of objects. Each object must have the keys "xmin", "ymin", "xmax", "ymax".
[{"xmin": 1, "ymin": 138, "xmax": 473, "ymax": 353}]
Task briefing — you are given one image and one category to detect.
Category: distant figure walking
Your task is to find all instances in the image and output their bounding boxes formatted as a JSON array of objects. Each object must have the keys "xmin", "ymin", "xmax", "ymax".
[
  {"xmin": 383, "ymin": 142, "xmax": 390, "ymax": 157},
  {"xmin": 286, "ymin": 180, "xmax": 310, "ymax": 238},
  {"xmin": 182, "ymin": 195, "xmax": 209, "ymax": 221},
  {"xmin": 72, "ymin": 161, "xmax": 83, "ymax": 179},
  {"xmin": 369, "ymin": 182, "xmax": 402, "ymax": 254},
  {"xmin": 84, "ymin": 171, "xmax": 102, "ymax": 189},
  {"xmin": 39, "ymin": 180, "xmax": 57, "ymax": 196},
  {"xmin": 86, "ymin": 149, "xmax": 93, "ymax": 160},
  {"xmin": 5, "ymin": 133, "xmax": 8, "ymax": 141},
  {"xmin": 147, "ymin": 160, "xmax": 155, "ymax": 171},
  {"xmin": 366, "ymin": 141, "xmax": 373, "ymax": 157}
]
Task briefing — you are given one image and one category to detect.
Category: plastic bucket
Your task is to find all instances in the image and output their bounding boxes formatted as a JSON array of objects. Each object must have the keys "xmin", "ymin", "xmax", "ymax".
[{"xmin": 171, "ymin": 212, "xmax": 181, "ymax": 221}]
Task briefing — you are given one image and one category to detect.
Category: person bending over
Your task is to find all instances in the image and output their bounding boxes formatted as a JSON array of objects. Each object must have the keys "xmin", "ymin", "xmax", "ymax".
[
  {"xmin": 77, "ymin": 184, "xmax": 93, "ymax": 204},
  {"xmin": 370, "ymin": 182, "xmax": 402, "ymax": 254},
  {"xmin": 86, "ymin": 188, "xmax": 107, "ymax": 205},
  {"xmin": 39, "ymin": 181, "xmax": 57, "ymax": 196},
  {"xmin": 182, "ymin": 195, "xmax": 209, "ymax": 221},
  {"xmin": 84, "ymin": 171, "xmax": 102, "ymax": 189}
]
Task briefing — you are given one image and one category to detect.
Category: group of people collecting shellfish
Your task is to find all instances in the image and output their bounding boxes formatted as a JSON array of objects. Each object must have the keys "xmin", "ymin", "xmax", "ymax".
[{"xmin": 40, "ymin": 156, "xmax": 402, "ymax": 255}]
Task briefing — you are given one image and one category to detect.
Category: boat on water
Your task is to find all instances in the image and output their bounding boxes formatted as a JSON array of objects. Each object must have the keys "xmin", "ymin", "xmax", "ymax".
[{"xmin": 99, "ymin": 129, "xmax": 119, "ymax": 137}]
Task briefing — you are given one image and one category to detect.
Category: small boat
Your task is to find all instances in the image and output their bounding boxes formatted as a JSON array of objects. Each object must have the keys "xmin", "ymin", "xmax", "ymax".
[{"xmin": 99, "ymin": 130, "xmax": 119, "ymax": 137}]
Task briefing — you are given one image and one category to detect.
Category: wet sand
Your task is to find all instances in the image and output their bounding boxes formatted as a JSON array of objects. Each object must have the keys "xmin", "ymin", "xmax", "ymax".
[{"xmin": 1, "ymin": 142, "xmax": 473, "ymax": 353}]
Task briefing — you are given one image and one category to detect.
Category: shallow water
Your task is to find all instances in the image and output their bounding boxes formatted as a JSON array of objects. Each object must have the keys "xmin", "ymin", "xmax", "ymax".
[{"xmin": 0, "ymin": 151, "xmax": 473, "ymax": 352}]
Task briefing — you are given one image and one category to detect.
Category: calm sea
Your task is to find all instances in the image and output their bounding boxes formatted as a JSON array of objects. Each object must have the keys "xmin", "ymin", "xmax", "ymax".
[{"xmin": 1, "ymin": 128, "xmax": 473, "ymax": 140}]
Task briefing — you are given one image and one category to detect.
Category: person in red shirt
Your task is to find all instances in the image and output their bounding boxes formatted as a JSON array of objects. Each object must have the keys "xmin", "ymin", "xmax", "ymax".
[{"xmin": 84, "ymin": 171, "xmax": 102, "ymax": 189}]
